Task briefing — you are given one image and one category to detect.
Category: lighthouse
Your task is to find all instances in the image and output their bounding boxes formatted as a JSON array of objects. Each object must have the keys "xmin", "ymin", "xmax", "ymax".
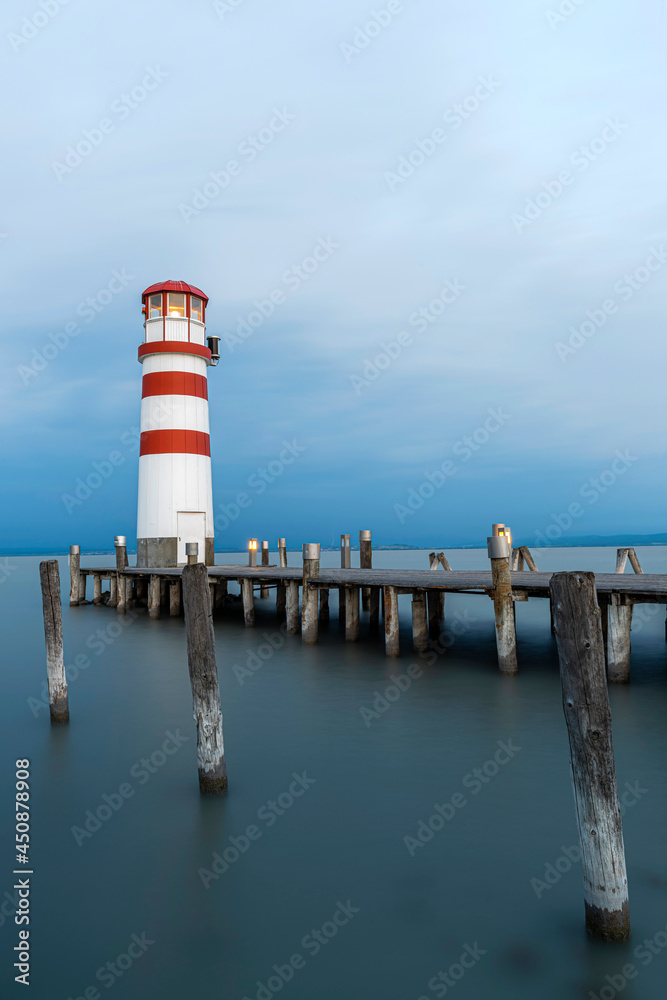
[{"xmin": 136, "ymin": 280, "xmax": 220, "ymax": 567}]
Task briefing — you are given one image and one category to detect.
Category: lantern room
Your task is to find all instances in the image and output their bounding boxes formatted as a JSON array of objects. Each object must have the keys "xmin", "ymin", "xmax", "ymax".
[{"xmin": 141, "ymin": 279, "xmax": 209, "ymax": 348}]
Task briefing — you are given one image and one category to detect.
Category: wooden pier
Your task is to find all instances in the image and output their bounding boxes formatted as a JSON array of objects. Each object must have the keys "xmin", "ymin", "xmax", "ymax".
[{"xmin": 69, "ymin": 537, "xmax": 667, "ymax": 680}]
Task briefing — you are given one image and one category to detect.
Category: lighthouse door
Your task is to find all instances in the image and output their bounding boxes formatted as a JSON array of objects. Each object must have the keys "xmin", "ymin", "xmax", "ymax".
[{"xmin": 177, "ymin": 511, "xmax": 206, "ymax": 565}]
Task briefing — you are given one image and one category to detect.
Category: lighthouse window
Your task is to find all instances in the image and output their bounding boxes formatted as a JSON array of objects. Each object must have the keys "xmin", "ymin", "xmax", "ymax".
[
  {"xmin": 148, "ymin": 294, "xmax": 162, "ymax": 318},
  {"xmin": 191, "ymin": 296, "xmax": 203, "ymax": 322},
  {"xmin": 168, "ymin": 293, "xmax": 186, "ymax": 317}
]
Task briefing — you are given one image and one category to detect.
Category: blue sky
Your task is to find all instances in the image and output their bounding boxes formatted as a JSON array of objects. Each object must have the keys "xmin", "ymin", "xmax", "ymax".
[{"xmin": 1, "ymin": 0, "xmax": 665, "ymax": 552}]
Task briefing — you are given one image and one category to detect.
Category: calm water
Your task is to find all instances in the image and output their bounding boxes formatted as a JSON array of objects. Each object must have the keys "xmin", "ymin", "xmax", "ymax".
[{"xmin": 2, "ymin": 547, "xmax": 667, "ymax": 1000}]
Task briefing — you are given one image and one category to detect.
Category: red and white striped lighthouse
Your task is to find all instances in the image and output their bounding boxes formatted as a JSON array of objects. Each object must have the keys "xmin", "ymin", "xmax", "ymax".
[{"xmin": 136, "ymin": 280, "xmax": 220, "ymax": 567}]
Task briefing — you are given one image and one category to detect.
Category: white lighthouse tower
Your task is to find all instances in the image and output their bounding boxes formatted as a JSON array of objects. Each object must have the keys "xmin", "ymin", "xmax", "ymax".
[{"xmin": 136, "ymin": 280, "xmax": 220, "ymax": 567}]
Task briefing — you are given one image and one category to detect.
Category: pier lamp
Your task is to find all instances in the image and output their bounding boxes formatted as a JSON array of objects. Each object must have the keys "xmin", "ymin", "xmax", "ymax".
[
  {"xmin": 248, "ymin": 539, "xmax": 258, "ymax": 567},
  {"xmin": 340, "ymin": 534, "xmax": 351, "ymax": 569},
  {"xmin": 185, "ymin": 542, "xmax": 199, "ymax": 565}
]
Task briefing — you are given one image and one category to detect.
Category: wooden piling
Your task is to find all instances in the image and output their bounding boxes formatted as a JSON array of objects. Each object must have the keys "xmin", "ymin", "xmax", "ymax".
[
  {"xmin": 607, "ymin": 549, "xmax": 633, "ymax": 683},
  {"xmin": 260, "ymin": 541, "xmax": 270, "ymax": 598},
  {"xmin": 286, "ymin": 580, "xmax": 300, "ymax": 634},
  {"xmin": 411, "ymin": 591, "xmax": 428, "ymax": 654},
  {"xmin": 383, "ymin": 586, "xmax": 399, "ymax": 656},
  {"xmin": 277, "ymin": 538, "xmax": 287, "ymax": 619},
  {"xmin": 360, "ymin": 530, "xmax": 372, "ymax": 612},
  {"xmin": 241, "ymin": 578, "xmax": 255, "ymax": 627},
  {"xmin": 39, "ymin": 560, "xmax": 69, "ymax": 725},
  {"xmin": 109, "ymin": 575, "xmax": 118, "ymax": 607},
  {"xmin": 368, "ymin": 587, "xmax": 380, "ymax": 633},
  {"xmin": 169, "ymin": 580, "xmax": 181, "ymax": 617},
  {"xmin": 627, "ymin": 548, "xmax": 643, "ymax": 575},
  {"xmin": 148, "ymin": 575, "xmax": 161, "ymax": 619},
  {"xmin": 181, "ymin": 563, "xmax": 227, "ymax": 794},
  {"xmin": 487, "ymin": 535, "xmax": 518, "ymax": 675},
  {"xmin": 78, "ymin": 572, "xmax": 87, "ymax": 604},
  {"xmin": 339, "ymin": 534, "xmax": 350, "ymax": 630},
  {"xmin": 214, "ymin": 580, "xmax": 228, "ymax": 612},
  {"xmin": 301, "ymin": 543, "xmax": 320, "ymax": 644},
  {"xmin": 93, "ymin": 573, "xmax": 102, "ymax": 605},
  {"xmin": 69, "ymin": 545, "xmax": 80, "ymax": 606},
  {"xmin": 345, "ymin": 587, "xmax": 359, "ymax": 641},
  {"xmin": 319, "ymin": 588, "xmax": 330, "ymax": 624},
  {"xmin": 427, "ymin": 590, "xmax": 441, "ymax": 640},
  {"xmin": 115, "ymin": 536, "xmax": 128, "ymax": 615},
  {"xmin": 549, "ymin": 571, "xmax": 630, "ymax": 941}
]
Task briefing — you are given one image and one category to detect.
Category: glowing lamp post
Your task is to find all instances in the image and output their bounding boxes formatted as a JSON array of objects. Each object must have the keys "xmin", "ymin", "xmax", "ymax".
[{"xmin": 248, "ymin": 539, "xmax": 258, "ymax": 567}]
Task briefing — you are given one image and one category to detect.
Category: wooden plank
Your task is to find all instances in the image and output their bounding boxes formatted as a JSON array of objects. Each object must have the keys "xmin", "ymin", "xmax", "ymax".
[
  {"xmin": 39, "ymin": 560, "xmax": 69, "ymax": 725},
  {"xmin": 549, "ymin": 571, "xmax": 630, "ymax": 941},
  {"xmin": 181, "ymin": 563, "xmax": 227, "ymax": 795}
]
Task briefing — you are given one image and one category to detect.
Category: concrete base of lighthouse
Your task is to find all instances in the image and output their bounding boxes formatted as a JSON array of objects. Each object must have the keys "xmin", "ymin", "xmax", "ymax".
[{"xmin": 137, "ymin": 537, "xmax": 215, "ymax": 568}]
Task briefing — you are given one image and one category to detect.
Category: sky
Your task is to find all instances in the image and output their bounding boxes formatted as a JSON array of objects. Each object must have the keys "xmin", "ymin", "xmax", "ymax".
[{"xmin": 1, "ymin": 0, "xmax": 666, "ymax": 552}]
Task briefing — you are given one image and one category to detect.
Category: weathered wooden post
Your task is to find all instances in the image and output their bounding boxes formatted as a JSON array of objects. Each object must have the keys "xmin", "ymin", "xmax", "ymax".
[
  {"xmin": 428, "ymin": 551, "xmax": 448, "ymax": 620},
  {"xmin": 260, "ymin": 541, "xmax": 270, "ymax": 599},
  {"xmin": 487, "ymin": 534, "xmax": 518, "ymax": 675},
  {"xmin": 607, "ymin": 548, "xmax": 634, "ymax": 683},
  {"xmin": 93, "ymin": 573, "xmax": 102, "ymax": 605},
  {"xmin": 339, "ymin": 534, "xmax": 350, "ymax": 630},
  {"xmin": 359, "ymin": 530, "xmax": 372, "ymax": 611},
  {"xmin": 115, "ymin": 535, "xmax": 128, "ymax": 615},
  {"xmin": 69, "ymin": 545, "xmax": 80, "ymax": 606},
  {"xmin": 78, "ymin": 571, "xmax": 87, "ymax": 604},
  {"xmin": 181, "ymin": 563, "xmax": 227, "ymax": 794},
  {"xmin": 369, "ymin": 588, "xmax": 380, "ymax": 633},
  {"xmin": 384, "ymin": 586, "xmax": 399, "ymax": 656},
  {"xmin": 277, "ymin": 537, "xmax": 287, "ymax": 620},
  {"xmin": 241, "ymin": 578, "xmax": 255, "ymax": 627},
  {"xmin": 39, "ymin": 560, "xmax": 69, "ymax": 725},
  {"xmin": 286, "ymin": 580, "xmax": 300, "ymax": 634},
  {"xmin": 345, "ymin": 586, "xmax": 359, "ymax": 641},
  {"xmin": 148, "ymin": 575, "xmax": 161, "ymax": 619},
  {"xmin": 301, "ymin": 543, "xmax": 320, "ymax": 644},
  {"xmin": 411, "ymin": 591, "xmax": 428, "ymax": 654},
  {"xmin": 186, "ymin": 542, "xmax": 199, "ymax": 565},
  {"xmin": 426, "ymin": 591, "xmax": 441, "ymax": 640},
  {"xmin": 109, "ymin": 575, "xmax": 118, "ymax": 607},
  {"xmin": 169, "ymin": 580, "xmax": 181, "ymax": 617},
  {"xmin": 319, "ymin": 588, "xmax": 330, "ymax": 624},
  {"xmin": 549, "ymin": 571, "xmax": 630, "ymax": 941},
  {"xmin": 214, "ymin": 580, "xmax": 227, "ymax": 614}
]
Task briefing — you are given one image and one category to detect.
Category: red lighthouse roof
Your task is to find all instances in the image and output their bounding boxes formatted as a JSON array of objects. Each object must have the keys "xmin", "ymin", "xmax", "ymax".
[{"xmin": 142, "ymin": 280, "xmax": 209, "ymax": 303}]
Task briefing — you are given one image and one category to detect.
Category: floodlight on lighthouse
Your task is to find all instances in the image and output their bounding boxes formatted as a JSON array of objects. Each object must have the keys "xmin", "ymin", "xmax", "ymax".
[{"xmin": 135, "ymin": 279, "xmax": 217, "ymax": 568}]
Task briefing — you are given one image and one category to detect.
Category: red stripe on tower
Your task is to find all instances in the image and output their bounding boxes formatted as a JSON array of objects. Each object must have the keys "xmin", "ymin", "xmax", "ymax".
[
  {"xmin": 140, "ymin": 429, "xmax": 211, "ymax": 456},
  {"xmin": 142, "ymin": 372, "xmax": 208, "ymax": 399}
]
